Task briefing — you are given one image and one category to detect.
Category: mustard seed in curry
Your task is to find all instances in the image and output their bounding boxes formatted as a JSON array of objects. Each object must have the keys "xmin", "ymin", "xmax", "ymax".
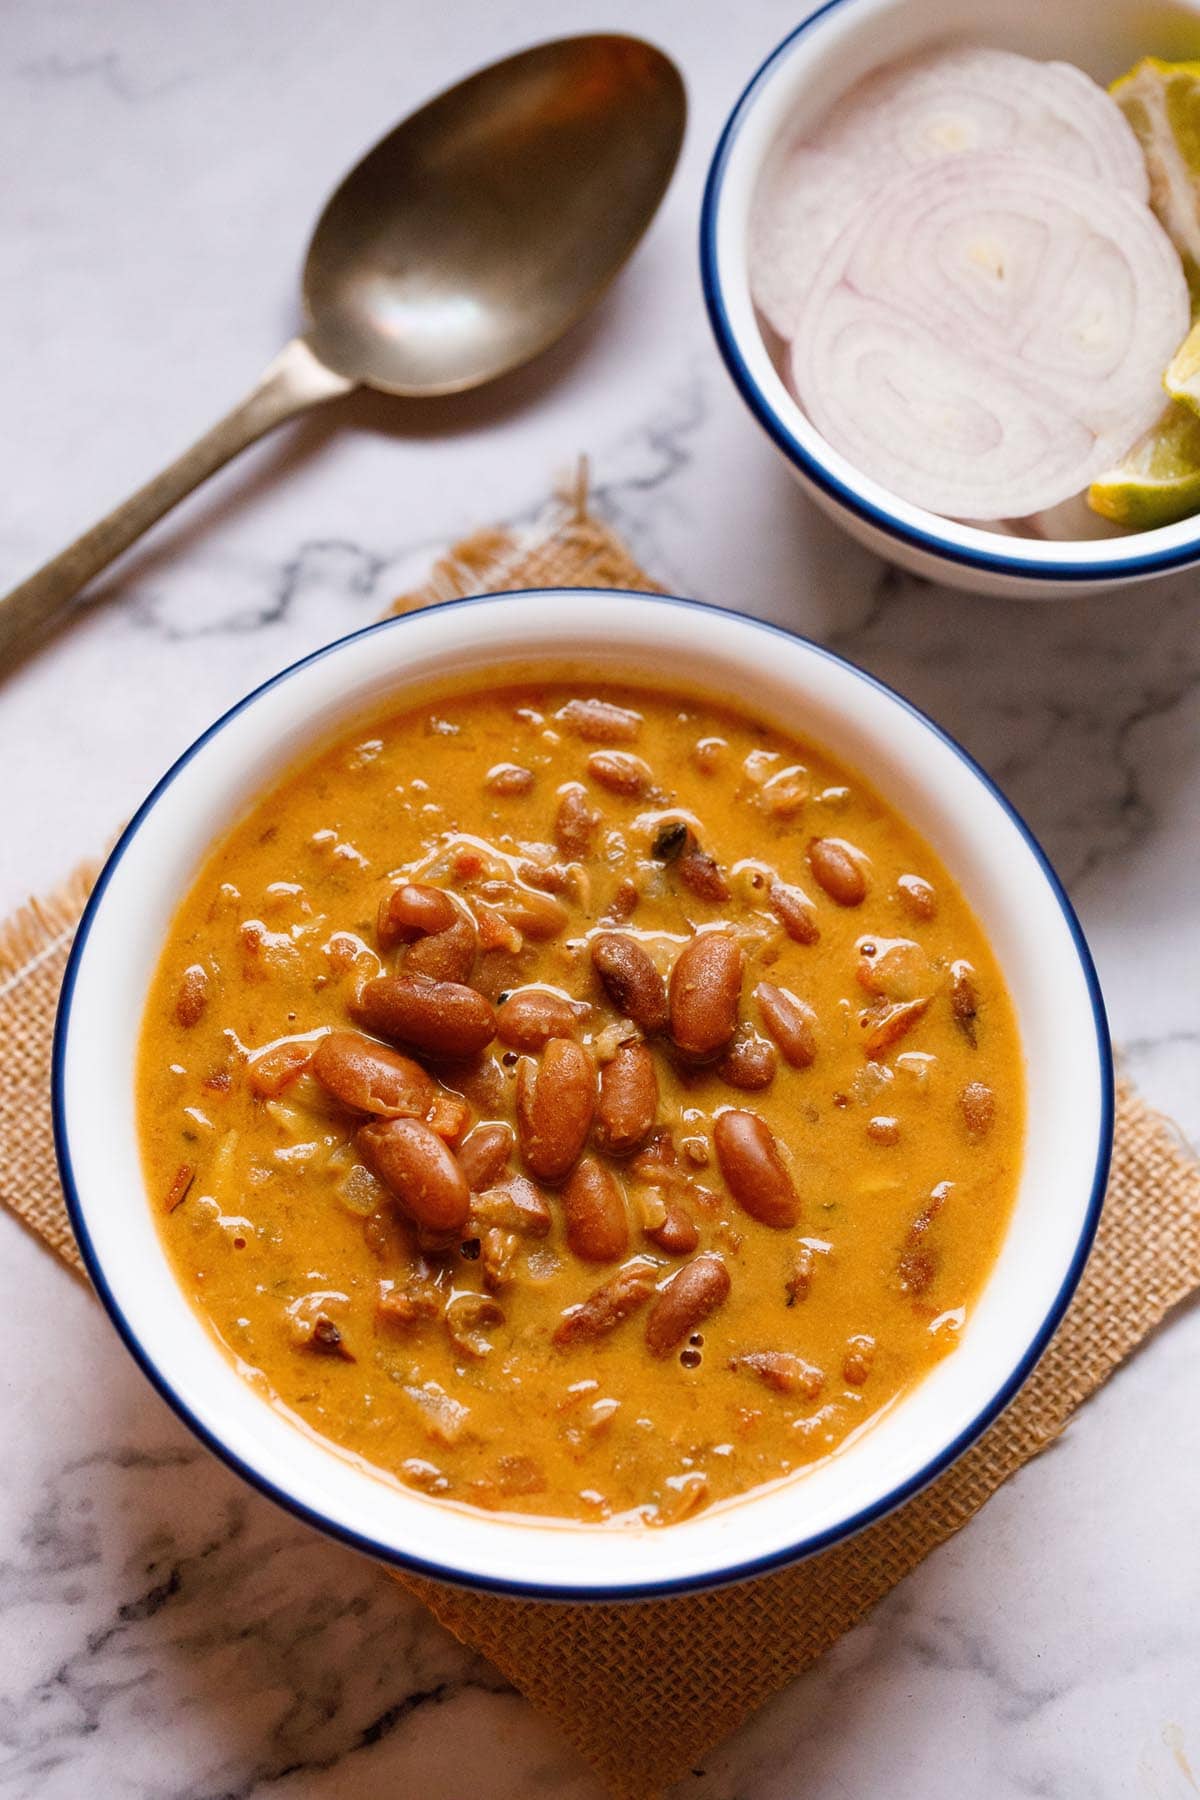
[{"xmin": 138, "ymin": 682, "xmax": 1024, "ymax": 1526}]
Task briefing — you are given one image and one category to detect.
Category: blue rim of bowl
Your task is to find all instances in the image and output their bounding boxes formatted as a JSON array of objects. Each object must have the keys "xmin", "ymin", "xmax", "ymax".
[
  {"xmin": 699, "ymin": 0, "xmax": 1200, "ymax": 586},
  {"xmin": 53, "ymin": 589, "xmax": 1114, "ymax": 1601}
]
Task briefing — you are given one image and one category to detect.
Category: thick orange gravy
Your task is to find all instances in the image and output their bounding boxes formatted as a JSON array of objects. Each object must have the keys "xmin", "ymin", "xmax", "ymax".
[{"xmin": 137, "ymin": 681, "xmax": 1024, "ymax": 1526}]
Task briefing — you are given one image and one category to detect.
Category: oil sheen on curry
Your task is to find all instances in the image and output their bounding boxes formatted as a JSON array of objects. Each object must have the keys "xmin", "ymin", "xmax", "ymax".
[{"xmin": 138, "ymin": 682, "xmax": 1024, "ymax": 1527}]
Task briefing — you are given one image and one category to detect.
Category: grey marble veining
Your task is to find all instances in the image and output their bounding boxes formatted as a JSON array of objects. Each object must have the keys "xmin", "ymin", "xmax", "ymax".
[{"xmin": 2, "ymin": 1, "xmax": 1200, "ymax": 1796}]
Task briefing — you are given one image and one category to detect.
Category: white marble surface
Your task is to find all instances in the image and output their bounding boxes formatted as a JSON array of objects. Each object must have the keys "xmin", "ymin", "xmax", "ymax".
[{"xmin": 2, "ymin": 2, "xmax": 1199, "ymax": 1795}]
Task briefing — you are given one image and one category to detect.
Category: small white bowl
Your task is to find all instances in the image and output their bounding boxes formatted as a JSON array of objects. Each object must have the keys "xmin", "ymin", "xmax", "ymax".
[
  {"xmin": 54, "ymin": 592, "xmax": 1112, "ymax": 1598},
  {"xmin": 702, "ymin": 0, "xmax": 1200, "ymax": 598}
]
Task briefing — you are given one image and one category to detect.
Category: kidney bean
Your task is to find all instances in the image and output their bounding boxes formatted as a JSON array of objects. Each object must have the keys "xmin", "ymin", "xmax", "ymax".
[
  {"xmin": 677, "ymin": 846, "xmax": 731, "ymax": 902},
  {"xmin": 312, "ymin": 1030, "xmax": 435, "ymax": 1117},
  {"xmin": 843, "ymin": 1333, "xmax": 876, "ymax": 1385},
  {"xmin": 769, "ymin": 881, "xmax": 820, "ymax": 945},
  {"xmin": 692, "ymin": 735, "xmax": 727, "ymax": 774},
  {"xmin": 247, "ymin": 1037, "xmax": 318, "ymax": 1098},
  {"xmin": 497, "ymin": 988, "xmax": 583, "ymax": 1051},
  {"xmin": 456, "ymin": 1120, "xmax": 516, "ymax": 1191},
  {"xmin": 862, "ymin": 997, "xmax": 930, "ymax": 1060},
  {"xmin": 591, "ymin": 933, "xmax": 668, "ymax": 1034},
  {"xmin": 755, "ymin": 982, "xmax": 817, "ymax": 1068},
  {"xmin": 717, "ymin": 1030, "xmax": 777, "ymax": 1091},
  {"xmin": 867, "ymin": 1115, "xmax": 900, "ymax": 1146},
  {"xmin": 448, "ymin": 1054, "xmax": 506, "ymax": 1115},
  {"xmin": 808, "ymin": 838, "xmax": 868, "ymax": 906},
  {"xmin": 587, "ymin": 750, "xmax": 653, "ymax": 797},
  {"xmin": 556, "ymin": 696, "xmax": 643, "ymax": 743},
  {"xmin": 516, "ymin": 1037, "xmax": 595, "ymax": 1182},
  {"xmin": 563, "ymin": 1157, "xmax": 630, "ymax": 1262},
  {"xmin": 494, "ymin": 886, "xmax": 569, "ymax": 940},
  {"xmin": 174, "ymin": 963, "xmax": 209, "ymax": 1028},
  {"xmin": 644, "ymin": 1198, "xmax": 699, "ymax": 1256},
  {"xmin": 669, "ymin": 931, "xmax": 743, "ymax": 1059},
  {"xmin": 951, "ymin": 959, "xmax": 980, "ymax": 1044},
  {"xmin": 552, "ymin": 1259, "xmax": 658, "ymax": 1345},
  {"xmin": 555, "ymin": 782, "xmax": 600, "ymax": 857},
  {"xmin": 596, "ymin": 1043, "xmax": 658, "ymax": 1155},
  {"xmin": 644, "ymin": 1252, "xmax": 731, "ymax": 1356},
  {"xmin": 405, "ymin": 914, "xmax": 478, "ymax": 983},
  {"xmin": 484, "ymin": 763, "xmax": 534, "ymax": 796},
  {"xmin": 470, "ymin": 1174, "xmax": 552, "ymax": 1237},
  {"xmin": 377, "ymin": 882, "xmax": 458, "ymax": 950},
  {"xmin": 357, "ymin": 1117, "xmax": 471, "ymax": 1233},
  {"xmin": 959, "ymin": 1080, "xmax": 995, "ymax": 1137},
  {"xmin": 713, "ymin": 1109, "xmax": 800, "ymax": 1229},
  {"xmin": 601, "ymin": 878, "xmax": 639, "ymax": 924},
  {"xmin": 897, "ymin": 873, "xmax": 938, "ymax": 921},
  {"xmin": 357, "ymin": 973, "xmax": 496, "ymax": 1060},
  {"xmin": 730, "ymin": 1350, "xmax": 825, "ymax": 1398}
]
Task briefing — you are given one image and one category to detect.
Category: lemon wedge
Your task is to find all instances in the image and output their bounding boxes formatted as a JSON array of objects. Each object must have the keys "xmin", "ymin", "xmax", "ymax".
[
  {"xmin": 1111, "ymin": 57, "xmax": 1200, "ymax": 296},
  {"xmin": 1165, "ymin": 316, "xmax": 1200, "ymax": 413},
  {"xmin": 1093, "ymin": 59, "xmax": 1200, "ymax": 525},
  {"xmin": 1088, "ymin": 401, "xmax": 1200, "ymax": 528}
]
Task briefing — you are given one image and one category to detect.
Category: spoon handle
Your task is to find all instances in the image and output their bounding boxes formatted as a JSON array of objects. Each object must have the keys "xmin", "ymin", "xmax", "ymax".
[{"xmin": 0, "ymin": 337, "xmax": 354, "ymax": 672}]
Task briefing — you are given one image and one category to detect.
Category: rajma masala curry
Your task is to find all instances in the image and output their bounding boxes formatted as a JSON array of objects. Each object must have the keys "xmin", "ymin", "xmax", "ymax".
[{"xmin": 138, "ymin": 681, "xmax": 1023, "ymax": 1526}]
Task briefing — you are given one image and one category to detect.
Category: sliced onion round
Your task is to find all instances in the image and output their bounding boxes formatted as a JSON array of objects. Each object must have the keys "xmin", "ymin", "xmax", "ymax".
[
  {"xmin": 788, "ymin": 154, "xmax": 1189, "ymax": 519},
  {"xmin": 748, "ymin": 144, "xmax": 854, "ymax": 344},
  {"xmin": 821, "ymin": 48, "xmax": 1148, "ymax": 194},
  {"xmin": 750, "ymin": 47, "xmax": 1149, "ymax": 339}
]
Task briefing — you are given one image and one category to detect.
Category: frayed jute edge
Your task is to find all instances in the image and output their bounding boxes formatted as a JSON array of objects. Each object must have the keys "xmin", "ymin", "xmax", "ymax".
[
  {"xmin": 385, "ymin": 464, "xmax": 663, "ymax": 621},
  {"xmin": 0, "ymin": 1176, "xmax": 90, "ymax": 1283},
  {"xmin": 0, "ymin": 860, "xmax": 101, "ymax": 1282},
  {"xmin": 387, "ymin": 464, "xmax": 571, "ymax": 616},
  {"xmin": 0, "ymin": 860, "xmax": 102, "ymax": 994},
  {"xmin": 389, "ymin": 523, "xmax": 533, "ymax": 613}
]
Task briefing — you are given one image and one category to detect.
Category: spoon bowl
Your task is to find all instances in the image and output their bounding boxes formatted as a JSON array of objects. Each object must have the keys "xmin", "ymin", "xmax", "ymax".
[
  {"xmin": 305, "ymin": 35, "xmax": 686, "ymax": 395},
  {"xmin": 0, "ymin": 33, "xmax": 685, "ymax": 666}
]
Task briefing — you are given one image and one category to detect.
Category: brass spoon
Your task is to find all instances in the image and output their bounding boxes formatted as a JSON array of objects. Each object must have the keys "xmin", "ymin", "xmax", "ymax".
[{"xmin": 0, "ymin": 34, "xmax": 685, "ymax": 667}]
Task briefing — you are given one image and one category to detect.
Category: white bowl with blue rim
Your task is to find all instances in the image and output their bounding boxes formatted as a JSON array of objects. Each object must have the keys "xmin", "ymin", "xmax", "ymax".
[
  {"xmin": 701, "ymin": 0, "xmax": 1200, "ymax": 599},
  {"xmin": 54, "ymin": 590, "xmax": 1112, "ymax": 1598}
]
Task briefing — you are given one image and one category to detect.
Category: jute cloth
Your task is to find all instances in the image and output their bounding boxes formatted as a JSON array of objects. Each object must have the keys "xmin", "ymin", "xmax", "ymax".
[{"xmin": 3, "ymin": 499, "xmax": 1199, "ymax": 1799}]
